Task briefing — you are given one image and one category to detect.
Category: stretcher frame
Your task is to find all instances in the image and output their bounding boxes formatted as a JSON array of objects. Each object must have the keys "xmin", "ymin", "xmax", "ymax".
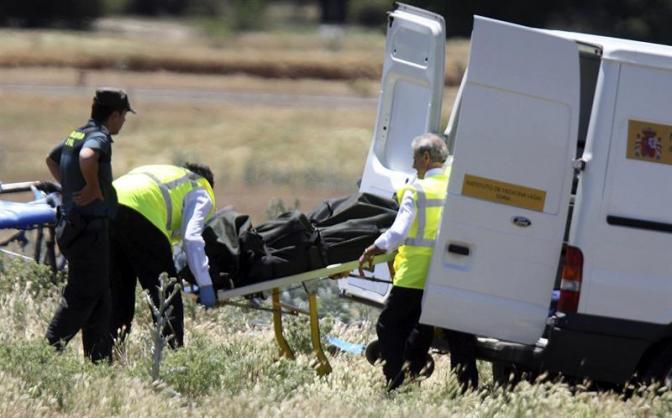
[
  {"xmin": 0, "ymin": 181, "xmax": 61, "ymax": 273},
  {"xmin": 213, "ymin": 253, "xmax": 394, "ymax": 376}
]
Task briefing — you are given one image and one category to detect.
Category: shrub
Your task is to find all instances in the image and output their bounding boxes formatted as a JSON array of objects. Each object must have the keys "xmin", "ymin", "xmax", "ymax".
[
  {"xmin": 0, "ymin": 256, "xmax": 62, "ymax": 299},
  {"xmin": 0, "ymin": 0, "xmax": 102, "ymax": 28},
  {"xmin": 348, "ymin": 0, "xmax": 394, "ymax": 28},
  {"xmin": 0, "ymin": 341, "xmax": 102, "ymax": 411},
  {"xmin": 227, "ymin": 0, "xmax": 267, "ymax": 31}
]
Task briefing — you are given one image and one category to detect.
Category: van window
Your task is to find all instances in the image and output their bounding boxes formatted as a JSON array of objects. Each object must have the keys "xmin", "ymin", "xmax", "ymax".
[{"xmin": 374, "ymin": 79, "xmax": 433, "ymax": 174}]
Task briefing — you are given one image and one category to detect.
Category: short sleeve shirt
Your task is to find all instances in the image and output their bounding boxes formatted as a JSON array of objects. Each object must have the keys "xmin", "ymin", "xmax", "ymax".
[{"xmin": 49, "ymin": 119, "xmax": 118, "ymax": 219}]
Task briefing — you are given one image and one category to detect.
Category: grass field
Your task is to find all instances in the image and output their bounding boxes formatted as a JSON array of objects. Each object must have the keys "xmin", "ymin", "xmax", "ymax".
[
  {"xmin": 1, "ymin": 258, "xmax": 672, "ymax": 417},
  {"xmin": 0, "ymin": 18, "xmax": 465, "ymax": 221},
  {"xmin": 0, "ymin": 68, "xmax": 457, "ymax": 222},
  {"xmin": 0, "ymin": 79, "xmax": 368, "ymax": 221},
  {"xmin": 0, "ymin": 21, "xmax": 469, "ymax": 83},
  {"xmin": 3, "ymin": 18, "xmax": 672, "ymax": 418}
]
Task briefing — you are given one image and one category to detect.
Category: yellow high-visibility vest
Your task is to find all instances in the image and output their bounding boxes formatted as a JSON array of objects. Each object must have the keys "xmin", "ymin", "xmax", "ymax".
[
  {"xmin": 114, "ymin": 165, "xmax": 216, "ymax": 245},
  {"xmin": 393, "ymin": 167, "xmax": 450, "ymax": 289}
]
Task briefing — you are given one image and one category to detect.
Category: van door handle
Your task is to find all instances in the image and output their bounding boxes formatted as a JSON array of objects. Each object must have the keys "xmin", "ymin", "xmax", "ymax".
[{"xmin": 447, "ymin": 243, "xmax": 470, "ymax": 256}]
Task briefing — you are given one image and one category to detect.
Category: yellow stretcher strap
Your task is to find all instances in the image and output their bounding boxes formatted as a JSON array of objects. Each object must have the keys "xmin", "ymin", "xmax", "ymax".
[
  {"xmin": 212, "ymin": 253, "xmax": 395, "ymax": 376},
  {"xmin": 272, "ymin": 288, "xmax": 295, "ymax": 360},
  {"xmin": 308, "ymin": 292, "xmax": 332, "ymax": 375},
  {"xmin": 270, "ymin": 287, "xmax": 332, "ymax": 375}
]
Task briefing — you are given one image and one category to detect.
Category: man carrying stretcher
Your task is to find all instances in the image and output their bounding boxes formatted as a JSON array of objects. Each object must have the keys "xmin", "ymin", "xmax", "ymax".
[
  {"xmin": 109, "ymin": 163, "xmax": 217, "ymax": 349},
  {"xmin": 358, "ymin": 133, "xmax": 450, "ymax": 390}
]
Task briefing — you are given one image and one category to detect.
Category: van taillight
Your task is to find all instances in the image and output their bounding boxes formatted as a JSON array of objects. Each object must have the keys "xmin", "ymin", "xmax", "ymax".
[{"xmin": 557, "ymin": 245, "xmax": 584, "ymax": 314}]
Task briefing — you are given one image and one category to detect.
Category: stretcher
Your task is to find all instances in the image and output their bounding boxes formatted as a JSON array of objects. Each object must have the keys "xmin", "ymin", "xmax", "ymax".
[
  {"xmin": 0, "ymin": 181, "xmax": 61, "ymax": 271},
  {"xmin": 198, "ymin": 253, "xmax": 394, "ymax": 376}
]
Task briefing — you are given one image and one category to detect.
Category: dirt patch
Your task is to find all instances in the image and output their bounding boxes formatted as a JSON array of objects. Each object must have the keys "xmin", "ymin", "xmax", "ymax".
[
  {"xmin": 0, "ymin": 68, "xmax": 381, "ymax": 97},
  {"xmin": 93, "ymin": 17, "xmax": 196, "ymax": 41}
]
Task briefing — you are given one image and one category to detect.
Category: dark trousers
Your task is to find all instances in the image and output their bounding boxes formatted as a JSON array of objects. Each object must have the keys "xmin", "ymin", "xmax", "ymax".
[
  {"xmin": 376, "ymin": 285, "xmax": 434, "ymax": 382},
  {"xmin": 443, "ymin": 329, "xmax": 479, "ymax": 391},
  {"xmin": 46, "ymin": 218, "xmax": 111, "ymax": 362},
  {"xmin": 110, "ymin": 206, "xmax": 184, "ymax": 348}
]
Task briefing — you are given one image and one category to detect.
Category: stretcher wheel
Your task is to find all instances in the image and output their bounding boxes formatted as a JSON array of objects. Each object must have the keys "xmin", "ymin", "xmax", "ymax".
[{"xmin": 365, "ymin": 340, "xmax": 381, "ymax": 365}]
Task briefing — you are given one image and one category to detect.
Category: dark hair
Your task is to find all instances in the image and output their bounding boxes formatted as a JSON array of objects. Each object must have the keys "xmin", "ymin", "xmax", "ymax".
[
  {"xmin": 183, "ymin": 162, "xmax": 214, "ymax": 187},
  {"xmin": 91, "ymin": 103, "xmax": 118, "ymax": 124}
]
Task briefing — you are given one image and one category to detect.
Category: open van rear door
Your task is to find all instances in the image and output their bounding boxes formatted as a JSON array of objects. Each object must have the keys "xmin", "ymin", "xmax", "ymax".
[
  {"xmin": 420, "ymin": 17, "xmax": 580, "ymax": 344},
  {"xmin": 339, "ymin": 4, "xmax": 446, "ymax": 304}
]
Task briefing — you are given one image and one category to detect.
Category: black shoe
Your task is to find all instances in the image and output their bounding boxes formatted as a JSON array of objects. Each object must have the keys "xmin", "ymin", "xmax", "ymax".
[
  {"xmin": 409, "ymin": 354, "xmax": 435, "ymax": 380},
  {"xmin": 386, "ymin": 369, "xmax": 406, "ymax": 392}
]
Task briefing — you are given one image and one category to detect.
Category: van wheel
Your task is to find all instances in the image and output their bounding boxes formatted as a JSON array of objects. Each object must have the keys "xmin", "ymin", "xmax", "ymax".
[
  {"xmin": 365, "ymin": 340, "xmax": 381, "ymax": 365},
  {"xmin": 642, "ymin": 343, "xmax": 672, "ymax": 386}
]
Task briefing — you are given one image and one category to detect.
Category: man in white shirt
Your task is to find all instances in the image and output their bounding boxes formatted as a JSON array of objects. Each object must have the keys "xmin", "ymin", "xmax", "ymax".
[
  {"xmin": 109, "ymin": 163, "xmax": 216, "ymax": 349},
  {"xmin": 359, "ymin": 133, "xmax": 477, "ymax": 392}
]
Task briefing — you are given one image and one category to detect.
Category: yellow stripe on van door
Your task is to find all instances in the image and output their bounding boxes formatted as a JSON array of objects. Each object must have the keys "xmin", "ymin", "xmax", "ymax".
[{"xmin": 461, "ymin": 174, "xmax": 546, "ymax": 212}]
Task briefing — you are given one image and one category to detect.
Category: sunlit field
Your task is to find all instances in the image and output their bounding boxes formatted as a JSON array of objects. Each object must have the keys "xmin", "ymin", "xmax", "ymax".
[
  {"xmin": 0, "ymin": 69, "xmax": 457, "ymax": 221},
  {"xmin": 0, "ymin": 84, "xmax": 373, "ymax": 222},
  {"xmin": 0, "ymin": 20, "xmax": 465, "ymax": 221},
  {"xmin": 2, "ymin": 259, "xmax": 672, "ymax": 417},
  {"xmin": 0, "ymin": 22, "xmax": 469, "ymax": 83},
  {"xmin": 2, "ymin": 19, "xmax": 672, "ymax": 418}
]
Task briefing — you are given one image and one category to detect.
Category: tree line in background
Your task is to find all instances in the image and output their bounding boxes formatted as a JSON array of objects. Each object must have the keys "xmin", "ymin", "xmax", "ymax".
[{"xmin": 1, "ymin": 0, "xmax": 672, "ymax": 43}]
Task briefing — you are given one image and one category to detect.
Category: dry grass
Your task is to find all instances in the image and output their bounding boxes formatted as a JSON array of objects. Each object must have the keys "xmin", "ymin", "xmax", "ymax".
[
  {"xmin": 0, "ymin": 87, "xmax": 371, "ymax": 222},
  {"xmin": 2, "ymin": 20, "xmax": 672, "ymax": 418},
  {"xmin": 0, "ymin": 25, "xmax": 469, "ymax": 83},
  {"xmin": 0, "ymin": 67, "xmax": 382, "ymax": 96},
  {"xmin": 1, "ymin": 258, "xmax": 672, "ymax": 417},
  {"xmin": 0, "ymin": 20, "xmax": 465, "ymax": 223},
  {"xmin": 0, "ymin": 67, "xmax": 457, "ymax": 222}
]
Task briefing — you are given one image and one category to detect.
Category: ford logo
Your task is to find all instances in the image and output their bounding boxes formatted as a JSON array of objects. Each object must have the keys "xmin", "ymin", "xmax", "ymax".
[{"xmin": 512, "ymin": 216, "xmax": 532, "ymax": 227}]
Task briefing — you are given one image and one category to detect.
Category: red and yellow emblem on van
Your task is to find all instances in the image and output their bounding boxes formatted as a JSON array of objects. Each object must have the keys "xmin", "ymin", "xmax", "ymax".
[
  {"xmin": 634, "ymin": 128, "xmax": 661, "ymax": 159},
  {"xmin": 627, "ymin": 119, "xmax": 672, "ymax": 164}
]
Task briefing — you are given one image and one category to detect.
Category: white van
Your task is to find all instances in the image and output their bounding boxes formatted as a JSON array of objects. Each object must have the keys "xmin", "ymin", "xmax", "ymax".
[{"xmin": 342, "ymin": 3, "xmax": 672, "ymax": 385}]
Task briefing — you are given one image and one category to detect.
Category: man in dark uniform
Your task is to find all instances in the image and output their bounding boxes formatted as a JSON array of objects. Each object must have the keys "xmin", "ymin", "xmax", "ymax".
[{"xmin": 45, "ymin": 88, "xmax": 134, "ymax": 362}]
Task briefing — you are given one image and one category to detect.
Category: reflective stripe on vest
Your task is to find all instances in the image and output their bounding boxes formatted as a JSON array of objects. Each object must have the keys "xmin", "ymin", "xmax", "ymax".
[
  {"xmin": 114, "ymin": 165, "xmax": 216, "ymax": 243},
  {"xmin": 403, "ymin": 182, "xmax": 444, "ymax": 248},
  {"xmin": 131, "ymin": 170, "xmax": 201, "ymax": 231},
  {"xmin": 393, "ymin": 168, "xmax": 450, "ymax": 289}
]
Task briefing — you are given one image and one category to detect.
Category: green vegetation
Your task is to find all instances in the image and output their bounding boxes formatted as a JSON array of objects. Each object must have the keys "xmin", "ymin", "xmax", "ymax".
[{"xmin": 2, "ymin": 256, "xmax": 672, "ymax": 416}]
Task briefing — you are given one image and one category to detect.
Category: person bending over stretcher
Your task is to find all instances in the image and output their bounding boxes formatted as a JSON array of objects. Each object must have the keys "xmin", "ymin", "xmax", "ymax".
[{"xmin": 109, "ymin": 163, "xmax": 216, "ymax": 349}]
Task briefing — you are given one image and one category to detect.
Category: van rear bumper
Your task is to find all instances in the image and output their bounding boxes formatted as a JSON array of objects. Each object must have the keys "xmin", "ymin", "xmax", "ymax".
[
  {"xmin": 475, "ymin": 337, "xmax": 545, "ymax": 371},
  {"xmin": 475, "ymin": 313, "xmax": 670, "ymax": 384}
]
